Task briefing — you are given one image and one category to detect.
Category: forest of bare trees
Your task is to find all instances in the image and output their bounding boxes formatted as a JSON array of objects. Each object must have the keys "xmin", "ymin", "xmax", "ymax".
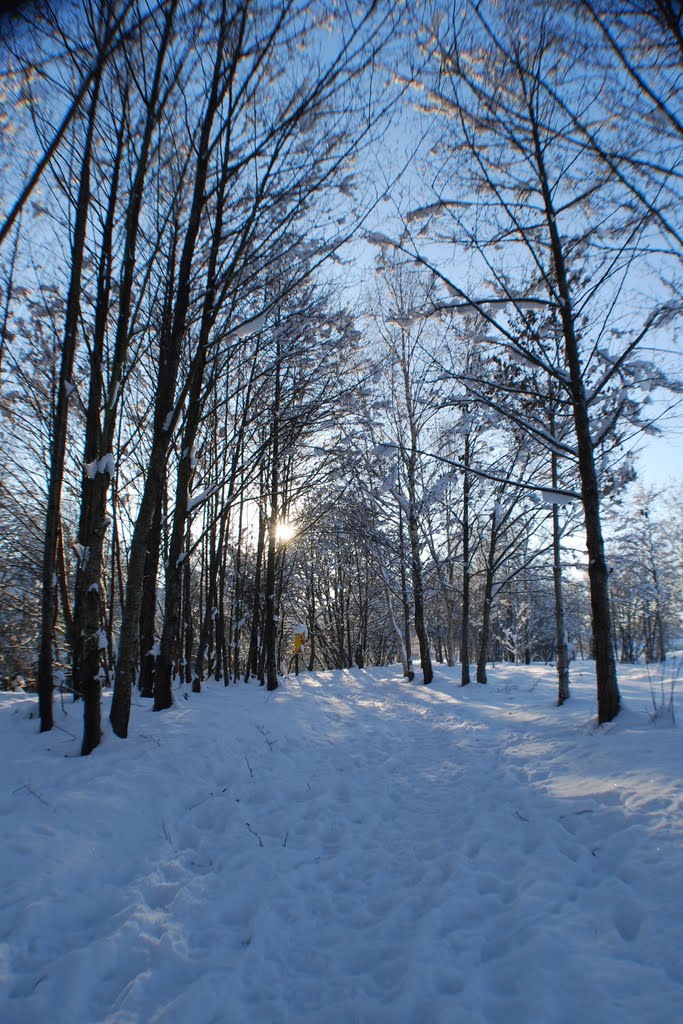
[{"xmin": 1, "ymin": 0, "xmax": 682, "ymax": 753}]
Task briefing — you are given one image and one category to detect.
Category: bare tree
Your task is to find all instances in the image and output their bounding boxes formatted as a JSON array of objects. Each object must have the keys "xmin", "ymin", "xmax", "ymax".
[{"xmin": 390, "ymin": 0, "xmax": 681, "ymax": 719}]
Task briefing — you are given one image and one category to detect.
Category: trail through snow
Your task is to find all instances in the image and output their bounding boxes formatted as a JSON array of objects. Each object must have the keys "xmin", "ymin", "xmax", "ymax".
[{"xmin": 1, "ymin": 663, "xmax": 682, "ymax": 1023}]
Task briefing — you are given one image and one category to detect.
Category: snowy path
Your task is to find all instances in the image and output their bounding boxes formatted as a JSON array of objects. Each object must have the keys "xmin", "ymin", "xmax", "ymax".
[{"xmin": 1, "ymin": 664, "xmax": 682, "ymax": 1023}]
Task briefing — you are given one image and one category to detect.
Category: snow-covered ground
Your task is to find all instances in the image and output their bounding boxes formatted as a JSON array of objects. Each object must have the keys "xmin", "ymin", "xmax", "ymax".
[{"xmin": 1, "ymin": 661, "xmax": 681, "ymax": 1024}]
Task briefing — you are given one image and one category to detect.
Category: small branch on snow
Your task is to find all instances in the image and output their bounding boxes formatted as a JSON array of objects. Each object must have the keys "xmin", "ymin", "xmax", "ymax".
[
  {"xmin": 254, "ymin": 723, "xmax": 277, "ymax": 750},
  {"xmin": 13, "ymin": 784, "xmax": 50, "ymax": 807},
  {"xmin": 514, "ymin": 809, "xmax": 529, "ymax": 822},
  {"xmin": 53, "ymin": 723, "xmax": 76, "ymax": 740},
  {"xmin": 161, "ymin": 819, "xmax": 175, "ymax": 848},
  {"xmin": 139, "ymin": 732, "xmax": 161, "ymax": 746},
  {"xmin": 245, "ymin": 755, "xmax": 254, "ymax": 778},
  {"xmin": 245, "ymin": 822, "xmax": 264, "ymax": 847}
]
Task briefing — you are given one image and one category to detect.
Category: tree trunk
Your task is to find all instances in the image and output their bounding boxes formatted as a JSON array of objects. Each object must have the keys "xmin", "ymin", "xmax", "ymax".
[
  {"xmin": 398, "ymin": 505, "xmax": 413, "ymax": 674},
  {"xmin": 193, "ymin": 519, "xmax": 219, "ymax": 692},
  {"xmin": 183, "ymin": 541, "xmax": 193, "ymax": 686},
  {"xmin": 138, "ymin": 490, "xmax": 163, "ymax": 698},
  {"xmin": 460, "ymin": 434, "xmax": 471, "ymax": 687},
  {"xmin": 112, "ymin": 434, "xmax": 170, "ymax": 732},
  {"xmin": 531, "ymin": 114, "xmax": 620, "ymax": 722},
  {"xmin": 408, "ymin": 507, "xmax": 433, "ymax": 684},
  {"xmin": 37, "ymin": 69, "xmax": 102, "ymax": 733},
  {"xmin": 111, "ymin": 9, "xmax": 231, "ymax": 734},
  {"xmin": 77, "ymin": 472, "xmax": 110, "ymax": 755},
  {"xmin": 263, "ymin": 518, "xmax": 279, "ymax": 690},
  {"xmin": 307, "ymin": 558, "xmax": 316, "ymax": 671},
  {"xmin": 72, "ymin": 89, "xmax": 126, "ymax": 748},
  {"xmin": 476, "ymin": 509, "xmax": 497, "ymax": 684},
  {"xmin": 246, "ymin": 497, "xmax": 266, "ymax": 681},
  {"xmin": 264, "ymin": 345, "xmax": 282, "ymax": 691},
  {"xmin": 551, "ymin": 448, "xmax": 570, "ymax": 705},
  {"xmin": 155, "ymin": 340, "xmax": 208, "ymax": 710}
]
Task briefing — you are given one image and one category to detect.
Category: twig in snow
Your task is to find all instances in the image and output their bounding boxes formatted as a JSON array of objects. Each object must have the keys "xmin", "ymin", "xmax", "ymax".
[
  {"xmin": 254, "ymin": 723, "xmax": 277, "ymax": 750},
  {"xmin": 282, "ymin": 832, "xmax": 288, "ymax": 848},
  {"xmin": 245, "ymin": 821, "xmax": 264, "ymax": 847},
  {"xmin": 514, "ymin": 809, "xmax": 529, "ymax": 822},
  {"xmin": 245, "ymin": 755, "xmax": 254, "ymax": 778},
  {"xmin": 53, "ymin": 723, "xmax": 76, "ymax": 740},
  {"xmin": 139, "ymin": 732, "xmax": 161, "ymax": 746},
  {"xmin": 13, "ymin": 784, "xmax": 49, "ymax": 807}
]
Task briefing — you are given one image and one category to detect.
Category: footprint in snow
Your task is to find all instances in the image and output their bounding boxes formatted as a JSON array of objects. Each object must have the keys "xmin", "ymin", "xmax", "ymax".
[
  {"xmin": 613, "ymin": 898, "xmax": 645, "ymax": 941},
  {"xmin": 141, "ymin": 879, "xmax": 183, "ymax": 911}
]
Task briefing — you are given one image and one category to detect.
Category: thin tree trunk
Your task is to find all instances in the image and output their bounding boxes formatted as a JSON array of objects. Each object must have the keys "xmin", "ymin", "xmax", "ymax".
[
  {"xmin": 37, "ymin": 68, "xmax": 102, "ymax": 734},
  {"xmin": 231, "ymin": 494, "xmax": 246, "ymax": 681},
  {"xmin": 531, "ymin": 112, "xmax": 620, "ymax": 722},
  {"xmin": 247, "ymin": 497, "xmax": 266, "ymax": 682},
  {"xmin": 476, "ymin": 505, "xmax": 497, "ymax": 685},
  {"xmin": 155, "ymin": 348, "xmax": 208, "ymax": 710},
  {"xmin": 111, "ymin": 7, "xmax": 228, "ymax": 733},
  {"xmin": 138, "ymin": 488, "xmax": 163, "ymax": 698},
  {"xmin": 73, "ymin": 86, "xmax": 126, "ymax": 749},
  {"xmin": 551, "ymin": 446, "xmax": 570, "ymax": 705},
  {"xmin": 193, "ymin": 517, "xmax": 219, "ymax": 691},
  {"xmin": 0, "ymin": 221, "xmax": 20, "ymax": 383},
  {"xmin": 264, "ymin": 347, "xmax": 282, "ymax": 691},
  {"xmin": 408, "ymin": 506, "xmax": 433, "ymax": 684},
  {"xmin": 183, "ymin": 536, "xmax": 193, "ymax": 686},
  {"xmin": 75, "ymin": 3, "xmax": 178, "ymax": 747},
  {"xmin": 263, "ymin": 513, "xmax": 279, "ymax": 689},
  {"xmin": 460, "ymin": 434, "xmax": 471, "ymax": 687},
  {"xmin": 398, "ymin": 503, "xmax": 413, "ymax": 673},
  {"xmin": 307, "ymin": 557, "xmax": 316, "ymax": 671}
]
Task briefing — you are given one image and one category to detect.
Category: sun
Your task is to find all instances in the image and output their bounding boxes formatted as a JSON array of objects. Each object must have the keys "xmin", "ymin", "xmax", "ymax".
[{"xmin": 275, "ymin": 521, "xmax": 296, "ymax": 543}]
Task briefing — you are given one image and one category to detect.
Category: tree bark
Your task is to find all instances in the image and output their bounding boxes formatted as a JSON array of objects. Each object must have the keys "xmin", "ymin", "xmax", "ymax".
[
  {"xmin": 138, "ymin": 489, "xmax": 163, "ymax": 698},
  {"xmin": 551, "ymin": 447, "xmax": 571, "ymax": 705},
  {"xmin": 460, "ymin": 433, "xmax": 471, "ymax": 687},
  {"xmin": 37, "ymin": 67, "xmax": 102, "ymax": 734},
  {"xmin": 408, "ymin": 506, "xmax": 433, "ymax": 684},
  {"xmin": 530, "ymin": 109, "xmax": 620, "ymax": 722},
  {"xmin": 476, "ymin": 504, "xmax": 498, "ymax": 684},
  {"xmin": 246, "ymin": 496, "xmax": 266, "ymax": 681},
  {"xmin": 111, "ymin": 5, "xmax": 228, "ymax": 734},
  {"xmin": 398, "ymin": 506, "xmax": 413, "ymax": 674}
]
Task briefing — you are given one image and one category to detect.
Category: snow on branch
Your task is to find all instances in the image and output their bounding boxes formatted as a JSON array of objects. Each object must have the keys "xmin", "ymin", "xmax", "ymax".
[
  {"xmin": 228, "ymin": 311, "xmax": 268, "ymax": 341},
  {"xmin": 405, "ymin": 200, "xmax": 474, "ymax": 222},
  {"xmin": 538, "ymin": 488, "xmax": 574, "ymax": 507},
  {"xmin": 84, "ymin": 454, "xmax": 116, "ymax": 479},
  {"xmin": 428, "ymin": 295, "xmax": 557, "ymax": 318},
  {"xmin": 364, "ymin": 231, "xmax": 397, "ymax": 249},
  {"xmin": 187, "ymin": 484, "xmax": 220, "ymax": 512},
  {"xmin": 372, "ymin": 441, "xmax": 580, "ymax": 504}
]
